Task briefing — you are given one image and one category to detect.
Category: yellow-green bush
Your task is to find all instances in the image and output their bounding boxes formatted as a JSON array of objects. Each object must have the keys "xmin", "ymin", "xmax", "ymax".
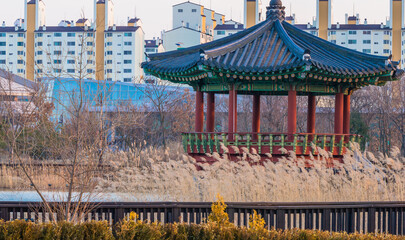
[{"xmin": 0, "ymin": 219, "xmax": 404, "ymax": 240}]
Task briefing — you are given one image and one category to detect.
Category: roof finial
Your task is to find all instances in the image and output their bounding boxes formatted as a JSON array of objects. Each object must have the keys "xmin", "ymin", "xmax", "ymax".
[{"xmin": 267, "ymin": 0, "xmax": 286, "ymax": 21}]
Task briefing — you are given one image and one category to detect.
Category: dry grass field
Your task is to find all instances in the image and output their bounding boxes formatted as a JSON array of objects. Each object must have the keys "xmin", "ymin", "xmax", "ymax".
[{"xmin": 1, "ymin": 143, "xmax": 404, "ymax": 202}]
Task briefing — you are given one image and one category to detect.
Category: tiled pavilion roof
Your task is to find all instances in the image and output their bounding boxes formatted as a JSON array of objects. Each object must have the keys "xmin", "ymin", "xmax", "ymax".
[{"xmin": 142, "ymin": 0, "xmax": 403, "ymax": 91}]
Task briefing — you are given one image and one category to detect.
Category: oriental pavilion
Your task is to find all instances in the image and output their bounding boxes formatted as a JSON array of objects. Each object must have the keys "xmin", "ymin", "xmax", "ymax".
[{"xmin": 142, "ymin": 0, "xmax": 404, "ymax": 161}]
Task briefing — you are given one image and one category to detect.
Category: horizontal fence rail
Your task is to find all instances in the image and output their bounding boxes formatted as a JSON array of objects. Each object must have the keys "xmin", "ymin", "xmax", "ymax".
[
  {"xmin": 0, "ymin": 202, "xmax": 403, "ymax": 235},
  {"xmin": 182, "ymin": 132, "xmax": 362, "ymax": 156}
]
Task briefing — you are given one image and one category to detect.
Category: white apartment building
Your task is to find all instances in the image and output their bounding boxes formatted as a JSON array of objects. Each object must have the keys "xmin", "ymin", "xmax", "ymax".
[
  {"xmin": 162, "ymin": 1, "xmax": 225, "ymax": 52},
  {"xmin": 0, "ymin": 0, "xmax": 145, "ymax": 83},
  {"xmin": 213, "ymin": 21, "xmax": 244, "ymax": 40},
  {"xmin": 292, "ymin": 14, "xmax": 392, "ymax": 58}
]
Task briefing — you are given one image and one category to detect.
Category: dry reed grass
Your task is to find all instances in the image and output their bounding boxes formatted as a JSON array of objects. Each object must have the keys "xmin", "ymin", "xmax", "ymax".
[
  {"xmin": 1, "ymin": 142, "xmax": 404, "ymax": 203},
  {"xmin": 98, "ymin": 142, "xmax": 405, "ymax": 202}
]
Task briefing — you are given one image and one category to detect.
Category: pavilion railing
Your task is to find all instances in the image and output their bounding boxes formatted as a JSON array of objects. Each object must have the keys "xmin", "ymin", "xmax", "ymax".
[{"xmin": 182, "ymin": 133, "xmax": 362, "ymax": 156}]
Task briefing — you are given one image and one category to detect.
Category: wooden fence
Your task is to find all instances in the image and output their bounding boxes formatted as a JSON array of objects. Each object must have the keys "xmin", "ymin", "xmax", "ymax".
[{"xmin": 0, "ymin": 201, "xmax": 404, "ymax": 235}]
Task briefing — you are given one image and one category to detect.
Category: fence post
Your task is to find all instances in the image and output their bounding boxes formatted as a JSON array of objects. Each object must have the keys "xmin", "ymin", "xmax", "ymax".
[
  {"xmin": 368, "ymin": 208, "xmax": 376, "ymax": 234},
  {"xmin": 114, "ymin": 207, "xmax": 125, "ymax": 225},
  {"xmin": 172, "ymin": 206, "xmax": 181, "ymax": 223},
  {"xmin": 227, "ymin": 207, "xmax": 235, "ymax": 225},
  {"xmin": 0, "ymin": 206, "xmax": 9, "ymax": 221},
  {"xmin": 322, "ymin": 209, "xmax": 331, "ymax": 231},
  {"xmin": 276, "ymin": 210, "xmax": 285, "ymax": 229}
]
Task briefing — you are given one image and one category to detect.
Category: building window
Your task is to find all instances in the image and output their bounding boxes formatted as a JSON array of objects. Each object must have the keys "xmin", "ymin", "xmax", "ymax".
[
  {"xmin": 383, "ymin": 49, "xmax": 390, "ymax": 54},
  {"xmin": 124, "ymin": 42, "xmax": 132, "ymax": 46},
  {"xmin": 0, "ymin": 60, "xmax": 5, "ymax": 64},
  {"xmin": 362, "ymin": 49, "xmax": 371, "ymax": 53},
  {"xmin": 37, "ymin": 42, "xmax": 43, "ymax": 46},
  {"xmin": 178, "ymin": 9, "xmax": 183, "ymax": 12},
  {"xmin": 145, "ymin": 48, "xmax": 156, "ymax": 53},
  {"xmin": 54, "ymin": 69, "xmax": 61, "ymax": 73},
  {"xmin": 329, "ymin": 31, "xmax": 336, "ymax": 35},
  {"xmin": 0, "ymin": 33, "xmax": 5, "ymax": 37},
  {"xmin": 67, "ymin": 42, "xmax": 75, "ymax": 46},
  {"xmin": 36, "ymin": 33, "xmax": 43, "ymax": 37},
  {"xmin": 68, "ymin": 51, "xmax": 75, "ymax": 55},
  {"xmin": 18, "ymin": 33, "xmax": 24, "ymax": 37},
  {"xmin": 106, "ymin": 42, "xmax": 112, "ymax": 46},
  {"xmin": 54, "ymin": 42, "xmax": 62, "ymax": 46},
  {"xmin": 363, "ymin": 40, "xmax": 371, "ymax": 44},
  {"xmin": 17, "ymin": 60, "xmax": 24, "ymax": 64},
  {"xmin": 87, "ymin": 33, "xmax": 94, "ymax": 37},
  {"xmin": 54, "ymin": 51, "xmax": 62, "ymax": 55},
  {"xmin": 17, "ymin": 69, "xmax": 24, "ymax": 73},
  {"xmin": 363, "ymin": 31, "xmax": 371, "ymax": 35},
  {"xmin": 36, "ymin": 69, "xmax": 42, "ymax": 73},
  {"xmin": 87, "ymin": 42, "xmax": 94, "ymax": 46},
  {"xmin": 383, "ymin": 40, "xmax": 390, "ymax": 44},
  {"xmin": 0, "ymin": 51, "xmax": 5, "ymax": 55},
  {"xmin": 341, "ymin": 42, "xmax": 345, "ymax": 45},
  {"xmin": 123, "ymin": 69, "xmax": 132, "ymax": 73},
  {"xmin": 310, "ymin": 31, "xmax": 317, "ymax": 36},
  {"xmin": 348, "ymin": 31, "xmax": 357, "ymax": 35},
  {"xmin": 54, "ymin": 60, "xmax": 62, "ymax": 64},
  {"xmin": 217, "ymin": 31, "xmax": 225, "ymax": 35},
  {"xmin": 106, "ymin": 51, "xmax": 113, "ymax": 55},
  {"xmin": 36, "ymin": 60, "xmax": 42, "ymax": 64},
  {"xmin": 124, "ymin": 78, "xmax": 132, "ymax": 82},
  {"xmin": 54, "ymin": 33, "xmax": 62, "ymax": 37},
  {"xmin": 124, "ymin": 60, "xmax": 132, "ymax": 64},
  {"xmin": 17, "ymin": 42, "xmax": 24, "ymax": 46},
  {"xmin": 107, "ymin": 69, "xmax": 113, "ymax": 73},
  {"xmin": 67, "ymin": 60, "xmax": 75, "ymax": 64},
  {"xmin": 0, "ymin": 42, "xmax": 6, "ymax": 46},
  {"xmin": 348, "ymin": 40, "xmax": 357, "ymax": 44},
  {"xmin": 331, "ymin": 40, "xmax": 336, "ymax": 44},
  {"xmin": 17, "ymin": 51, "xmax": 24, "ymax": 55},
  {"xmin": 124, "ymin": 51, "xmax": 132, "ymax": 55},
  {"xmin": 87, "ymin": 51, "xmax": 94, "ymax": 55},
  {"xmin": 67, "ymin": 33, "xmax": 76, "ymax": 37},
  {"xmin": 106, "ymin": 60, "xmax": 113, "ymax": 64},
  {"xmin": 87, "ymin": 69, "xmax": 94, "ymax": 73},
  {"xmin": 124, "ymin": 33, "xmax": 132, "ymax": 37},
  {"xmin": 384, "ymin": 31, "xmax": 390, "ymax": 35},
  {"xmin": 87, "ymin": 60, "xmax": 93, "ymax": 64},
  {"xmin": 106, "ymin": 33, "xmax": 113, "ymax": 37},
  {"xmin": 67, "ymin": 69, "xmax": 75, "ymax": 73},
  {"xmin": 36, "ymin": 51, "xmax": 42, "ymax": 55}
]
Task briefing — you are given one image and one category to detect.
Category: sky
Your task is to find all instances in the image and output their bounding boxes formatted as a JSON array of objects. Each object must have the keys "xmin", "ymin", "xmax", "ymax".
[{"xmin": 0, "ymin": 0, "xmax": 391, "ymax": 38}]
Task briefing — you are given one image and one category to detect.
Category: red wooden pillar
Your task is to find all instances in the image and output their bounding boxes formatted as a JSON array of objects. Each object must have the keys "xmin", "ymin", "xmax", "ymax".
[
  {"xmin": 343, "ymin": 94, "xmax": 351, "ymax": 134},
  {"xmin": 307, "ymin": 94, "xmax": 316, "ymax": 134},
  {"xmin": 252, "ymin": 94, "xmax": 261, "ymax": 133},
  {"xmin": 195, "ymin": 89, "xmax": 204, "ymax": 133},
  {"xmin": 206, "ymin": 92, "xmax": 215, "ymax": 132},
  {"xmin": 334, "ymin": 93, "xmax": 344, "ymax": 134},
  {"xmin": 228, "ymin": 85, "xmax": 237, "ymax": 139},
  {"xmin": 288, "ymin": 90, "xmax": 297, "ymax": 134}
]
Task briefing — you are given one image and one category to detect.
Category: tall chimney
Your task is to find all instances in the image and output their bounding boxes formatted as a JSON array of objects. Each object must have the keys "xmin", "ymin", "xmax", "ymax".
[
  {"xmin": 317, "ymin": 0, "xmax": 332, "ymax": 40},
  {"xmin": 391, "ymin": 0, "xmax": 403, "ymax": 64},
  {"xmin": 244, "ymin": 0, "xmax": 259, "ymax": 28},
  {"xmin": 25, "ymin": 0, "xmax": 37, "ymax": 81},
  {"xmin": 96, "ymin": 0, "xmax": 106, "ymax": 80}
]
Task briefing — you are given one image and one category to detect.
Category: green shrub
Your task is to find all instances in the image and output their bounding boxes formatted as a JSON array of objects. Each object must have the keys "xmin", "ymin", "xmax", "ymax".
[{"xmin": 1, "ymin": 219, "xmax": 405, "ymax": 240}]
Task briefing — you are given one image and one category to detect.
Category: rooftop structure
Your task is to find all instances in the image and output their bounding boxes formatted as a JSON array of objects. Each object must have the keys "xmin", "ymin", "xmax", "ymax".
[
  {"xmin": 162, "ymin": 1, "xmax": 225, "ymax": 52},
  {"xmin": 143, "ymin": 0, "xmax": 404, "ymax": 161}
]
